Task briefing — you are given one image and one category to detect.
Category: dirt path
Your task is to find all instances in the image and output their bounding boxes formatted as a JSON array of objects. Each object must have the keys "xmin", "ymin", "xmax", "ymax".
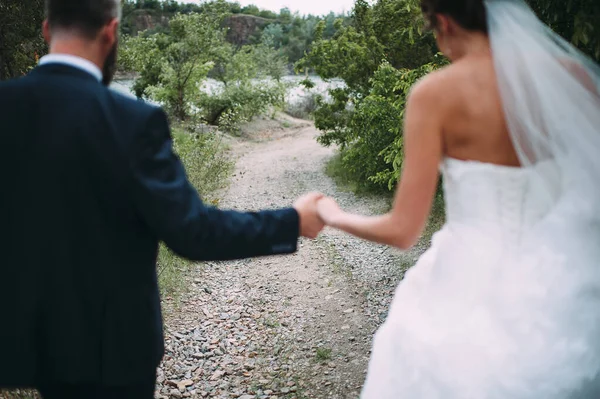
[{"xmin": 157, "ymin": 118, "xmax": 422, "ymax": 399}]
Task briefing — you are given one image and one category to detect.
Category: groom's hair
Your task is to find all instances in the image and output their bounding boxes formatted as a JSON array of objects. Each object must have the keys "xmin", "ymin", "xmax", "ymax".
[{"xmin": 45, "ymin": 0, "xmax": 121, "ymax": 39}]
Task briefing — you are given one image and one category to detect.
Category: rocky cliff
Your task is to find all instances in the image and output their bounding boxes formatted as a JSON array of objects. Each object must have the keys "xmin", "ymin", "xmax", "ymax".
[
  {"xmin": 224, "ymin": 14, "xmax": 273, "ymax": 46},
  {"xmin": 124, "ymin": 10, "xmax": 274, "ymax": 46}
]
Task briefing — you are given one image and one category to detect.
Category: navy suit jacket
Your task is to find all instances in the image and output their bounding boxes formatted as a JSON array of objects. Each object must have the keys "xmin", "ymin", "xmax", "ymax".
[{"xmin": 0, "ymin": 64, "xmax": 300, "ymax": 387}]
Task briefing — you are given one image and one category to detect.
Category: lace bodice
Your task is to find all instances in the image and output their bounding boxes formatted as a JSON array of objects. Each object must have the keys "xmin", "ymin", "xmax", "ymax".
[{"xmin": 441, "ymin": 158, "xmax": 551, "ymax": 242}]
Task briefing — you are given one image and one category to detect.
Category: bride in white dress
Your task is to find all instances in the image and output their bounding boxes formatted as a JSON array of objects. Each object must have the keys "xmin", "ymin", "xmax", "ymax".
[{"xmin": 316, "ymin": 0, "xmax": 600, "ymax": 397}]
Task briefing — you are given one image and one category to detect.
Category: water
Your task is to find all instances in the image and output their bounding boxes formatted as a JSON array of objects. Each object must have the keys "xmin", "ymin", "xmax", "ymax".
[{"xmin": 109, "ymin": 75, "xmax": 345, "ymax": 106}]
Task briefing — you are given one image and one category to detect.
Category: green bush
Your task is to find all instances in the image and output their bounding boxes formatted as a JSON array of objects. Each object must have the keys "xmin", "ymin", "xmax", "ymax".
[
  {"xmin": 318, "ymin": 58, "xmax": 446, "ymax": 193},
  {"xmin": 157, "ymin": 123, "xmax": 233, "ymax": 298},
  {"xmin": 197, "ymin": 79, "xmax": 288, "ymax": 133},
  {"xmin": 299, "ymin": 0, "xmax": 442, "ymax": 193}
]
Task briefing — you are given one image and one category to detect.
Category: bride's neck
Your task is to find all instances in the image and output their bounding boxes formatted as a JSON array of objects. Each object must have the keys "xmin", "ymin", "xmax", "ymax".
[{"xmin": 452, "ymin": 33, "xmax": 491, "ymax": 61}]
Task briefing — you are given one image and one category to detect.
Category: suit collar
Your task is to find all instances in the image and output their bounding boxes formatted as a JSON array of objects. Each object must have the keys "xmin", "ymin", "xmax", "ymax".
[
  {"xmin": 30, "ymin": 63, "xmax": 102, "ymax": 84},
  {"xmin": 39, "ymin": 54, "xmax": 102, "ymax": 82}
]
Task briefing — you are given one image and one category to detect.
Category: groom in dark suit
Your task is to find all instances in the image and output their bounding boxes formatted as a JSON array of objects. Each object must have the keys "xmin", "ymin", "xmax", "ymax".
[{"xmin": 0, "ymin": 0, "xmax": 324, "ymax": 398}]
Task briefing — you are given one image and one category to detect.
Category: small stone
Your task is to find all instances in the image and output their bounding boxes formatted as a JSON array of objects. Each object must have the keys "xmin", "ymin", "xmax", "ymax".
[{"xmin": 177, "ymin": 379, "xmax": 194, "ymax": 390}]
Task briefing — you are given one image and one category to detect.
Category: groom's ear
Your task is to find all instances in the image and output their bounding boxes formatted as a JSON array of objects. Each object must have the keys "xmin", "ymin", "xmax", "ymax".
[
  {"xmin": 100, "ymin": 19, "xmax": 119, "ymax": 49},
  {"xmin": 42, "ymin": 20, "xmax": 52, "ymax": 45}
]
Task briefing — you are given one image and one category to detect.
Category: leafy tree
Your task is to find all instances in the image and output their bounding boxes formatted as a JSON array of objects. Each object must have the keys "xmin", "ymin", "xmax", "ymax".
[
  {"xmin": 0, "ymin": 0, "xmax": 46, "ymax": 81},
  {"xmin": 121, "ymin": 1, "xmax": 289, "ymax": 129},
  {"xmin": 229, "ymin": 2, "xmax": 242, "ymax": 14},
  {"xmin": 372, "ymin": 0, "xmax": 436, "ymax": 69},
  {"xmin": 262, "ymin": 24, "xmax": 285, "ymax": 49},
  {"xmin": 528, "ymin": 0, "xmax": 600, "ymax": 60},
  {"xmin": 121, "ymin": 3, "xmax": 230, "ymax": 120},
  {"xmin": 241, "ymin": 4, "xmax": 260, "ymax": 16},
  {"xmin": 298, "ymin": 0, "xmax": 440, "ymax": 191},
  {"xmin": 198, "ymin": 42, "xmax": 288, "ymax": 129},
  {"xmin": 258, "ymin": 10, "xmax": 278, "ymax": 20}
]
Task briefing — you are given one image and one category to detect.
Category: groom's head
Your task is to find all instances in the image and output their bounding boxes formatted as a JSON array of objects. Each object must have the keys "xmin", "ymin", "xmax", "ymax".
[{"xmin": 43, "ymin": 0, "xmax": 121, "ymax": 85}]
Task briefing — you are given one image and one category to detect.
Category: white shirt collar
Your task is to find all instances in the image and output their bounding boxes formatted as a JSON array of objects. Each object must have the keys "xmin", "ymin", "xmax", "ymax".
[{"xmin": 39, "ymin": 54, "xmax": 102, "ymax": 82}]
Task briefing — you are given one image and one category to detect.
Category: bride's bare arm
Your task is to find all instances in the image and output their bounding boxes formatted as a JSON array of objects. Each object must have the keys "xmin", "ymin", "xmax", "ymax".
[
  {"xmin": 559, "ymin": 58, "xmax": 599, "ymax": 99},
  {"xmin": 318, "ymin": 78, "xmax": 443, "ymax": 250}
]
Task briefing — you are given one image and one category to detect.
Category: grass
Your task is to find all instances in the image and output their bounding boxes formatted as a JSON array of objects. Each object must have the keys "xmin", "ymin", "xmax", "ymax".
[
  {"xmin": 263, "ymin": 317, "xmax": 281, "ymax": 328},
  {"xmin": 324, "ymin": 152, "xmax": 391, "ymax": 197},
  {"xmin": 157, "ymin": 122, "xmax": 234, "ymax": 299},
  {"xmin": 315, "ymin": 347, "xmax": 333, "ymax": 362},
  {"xmin": 0, "ymin": 390, "xmax": 41, "ymax": 399}
]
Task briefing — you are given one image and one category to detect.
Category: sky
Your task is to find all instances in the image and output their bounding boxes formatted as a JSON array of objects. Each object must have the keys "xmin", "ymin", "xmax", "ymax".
[{"xmin": 181, "ymin": 0, "xmax": 356, "ymax": 16}]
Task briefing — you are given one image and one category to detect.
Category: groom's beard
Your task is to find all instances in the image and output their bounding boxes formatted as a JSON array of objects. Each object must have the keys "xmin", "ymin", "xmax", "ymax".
[{"xmin": 102, "ymin": 41, "xmax": 118, "ymax": 86}]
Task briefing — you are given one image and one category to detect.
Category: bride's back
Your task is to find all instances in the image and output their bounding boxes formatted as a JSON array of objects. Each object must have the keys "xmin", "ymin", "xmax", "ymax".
[{"xmin": 438, "ymin": 55, "xmax": 521, "ymax": 167}]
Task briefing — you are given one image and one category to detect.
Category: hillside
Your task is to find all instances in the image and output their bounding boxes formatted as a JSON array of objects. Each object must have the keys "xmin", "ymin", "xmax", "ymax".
[{"xmin": 122, "ymin": 9, "xmax": 274, "ymax": 46}]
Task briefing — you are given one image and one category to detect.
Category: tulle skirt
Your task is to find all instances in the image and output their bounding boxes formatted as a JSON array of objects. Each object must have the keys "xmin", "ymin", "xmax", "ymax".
[{"xmin": 361, "ymin": 209, "xmax": 600, "ymax": 399}]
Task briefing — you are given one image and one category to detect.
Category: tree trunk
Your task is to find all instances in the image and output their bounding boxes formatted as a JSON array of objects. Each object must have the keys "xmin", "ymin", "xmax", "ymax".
[{"xmin": 176, "ymin": 88, "xmax": 187, "ymax": 120}]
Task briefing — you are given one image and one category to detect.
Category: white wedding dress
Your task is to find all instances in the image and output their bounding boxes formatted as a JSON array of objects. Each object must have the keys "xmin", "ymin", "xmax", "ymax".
[
  {"xmin": 361, "ymin": 158, "xmax": 600, "ymax": 399},
  {"xmin": 360, "ymin": 0, "xmax": 600, "ymax": 396}
]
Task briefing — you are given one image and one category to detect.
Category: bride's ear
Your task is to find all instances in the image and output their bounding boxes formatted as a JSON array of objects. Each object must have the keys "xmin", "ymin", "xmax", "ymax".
[
  {"xmin": 433, "ymin": 14, "xmax": 454, "ymax": 57},
  {"xmin": 435, "ymin": 14, "xmax": 451, "ymax": 36}
]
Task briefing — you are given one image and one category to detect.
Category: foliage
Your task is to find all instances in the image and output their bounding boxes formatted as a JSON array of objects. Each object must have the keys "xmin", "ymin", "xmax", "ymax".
[
  {"xmin": 121, "ymin": 4, "xmax": 290, "ymax": 128},
  {"xmin": 120, "ymin": 4, "xmax": 230, "ymax": 120},
  {"xmin": 171, "ymin": 124, "xmax": 233, "ymax": 198},
  {"xmin": 528, "ymin": 0, "xmax": 600, "ymax": 61},
  {"xmin": 157, "ymin": 123, "xmax": 233, "ymax": 297},
  {"xmin": 198, "ymin": 78, "xmax": 288, "ymax": 133},
  {"xmin": 121, "ymin": 1, "xmax": 350, "ymax": 69},
  {"xmin": 300, "ymin": 0, "xmax": 441, "ymax": 191},
  {"xmin": 0, "ymin": 0, "xmax": 46, "ymax": 80},
  {"xmin": 368, "ymin": 59, "xmax": 447, "ymax": 189}
]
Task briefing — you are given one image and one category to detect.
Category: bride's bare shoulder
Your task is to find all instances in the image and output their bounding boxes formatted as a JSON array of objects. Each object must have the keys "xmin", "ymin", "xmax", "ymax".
[
  {"xmin": 408, "ymin": 64, "xmax": 460, "ymax": 103},
  {"xmin": 409, "ymin": 60, "xmax": 488, "ymax": 104}
]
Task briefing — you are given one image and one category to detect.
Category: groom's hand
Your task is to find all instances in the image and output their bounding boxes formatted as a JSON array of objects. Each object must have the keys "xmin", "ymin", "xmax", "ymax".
[{"xmin": 294, "ymin": 192, "xmax": 325, "ymax": 239}]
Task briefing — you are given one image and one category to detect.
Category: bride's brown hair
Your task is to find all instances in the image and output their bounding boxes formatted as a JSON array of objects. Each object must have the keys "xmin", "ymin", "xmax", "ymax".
[{"xmin": 420, "ymin": 0, "xmax": 488, "ymax": 34}]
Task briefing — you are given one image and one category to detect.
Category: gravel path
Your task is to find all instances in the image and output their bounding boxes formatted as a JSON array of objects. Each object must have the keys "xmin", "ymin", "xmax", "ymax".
[{"xmin": 156, "ymin": 118, "xmax": 428, "ymax": 399}]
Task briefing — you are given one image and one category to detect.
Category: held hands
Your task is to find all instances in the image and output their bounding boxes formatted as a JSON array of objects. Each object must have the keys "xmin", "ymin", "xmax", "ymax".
[
  {"xmin": 293, "ymin": 192, "xmax": 326, "ymax": 239},
  {"xmin": 294, "ymin": 193, "xmax": 345, "ymax": 239},
  {"xmin": 315, "ymin": 196, "xmax": 343, "ymax": 227}
]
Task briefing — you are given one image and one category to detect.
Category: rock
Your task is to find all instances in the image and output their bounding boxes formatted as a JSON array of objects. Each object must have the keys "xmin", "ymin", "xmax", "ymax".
[{"xmin": 177, "ymin": 379, "xmax": 194, "ymax": 390}]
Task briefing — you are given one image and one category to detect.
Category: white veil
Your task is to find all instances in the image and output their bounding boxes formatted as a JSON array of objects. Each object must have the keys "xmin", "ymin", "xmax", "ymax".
[{"xmin": 486, "ymin": 0, "xmax": 600, "ymax": 217}]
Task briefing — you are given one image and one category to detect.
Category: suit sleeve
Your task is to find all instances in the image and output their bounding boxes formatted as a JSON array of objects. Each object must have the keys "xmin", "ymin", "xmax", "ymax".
[{"xmin": 128, "ymin": 107, "xmax": 300, "ymax": 261}]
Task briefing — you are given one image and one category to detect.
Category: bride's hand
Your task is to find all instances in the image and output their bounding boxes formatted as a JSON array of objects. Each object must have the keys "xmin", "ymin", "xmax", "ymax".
[{"xmin": 317, "ymin": 197, "xmax": 343, "ymax": 227}]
